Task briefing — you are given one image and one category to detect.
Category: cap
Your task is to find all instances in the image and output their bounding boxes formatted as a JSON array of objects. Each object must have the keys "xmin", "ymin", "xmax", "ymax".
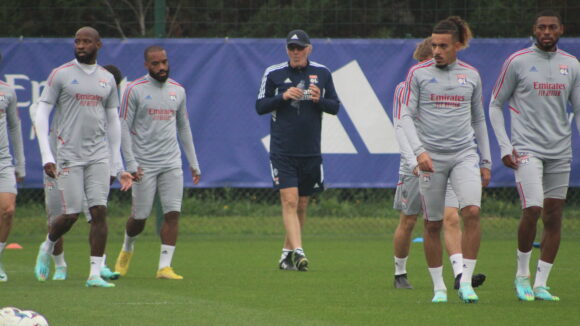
[{"xmin": 286, "ymin": 30, "xmax": 311, "ymax": 47}]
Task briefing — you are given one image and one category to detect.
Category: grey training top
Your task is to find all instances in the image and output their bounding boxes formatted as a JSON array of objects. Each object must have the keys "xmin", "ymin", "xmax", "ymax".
[
  {"xmin": 40, "ymin": 60, "xmax": 119, "ymax": 166},
  {"xmin": 489, "ymin": 45, "xmax": 580, "ymax": 160},
  {"xmin": 120, "ymin": 75, "xmax": 200, "ymax": 173},
  {"xmin": 0, "ymin": 81, "xmax": 25, "ymax": 176},
  {"xmin": 392, "ymin": 81, "xmax": 417, "ymax": 176},
  {"xmin": 399, "ymin": 59, "xmax": 492, "ymax": 169}
]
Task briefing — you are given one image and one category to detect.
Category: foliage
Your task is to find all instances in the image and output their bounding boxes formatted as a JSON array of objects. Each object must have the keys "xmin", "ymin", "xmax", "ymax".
[{"xmin": 1, "ymin": 0, "xmax": 579, "ymax": 38}]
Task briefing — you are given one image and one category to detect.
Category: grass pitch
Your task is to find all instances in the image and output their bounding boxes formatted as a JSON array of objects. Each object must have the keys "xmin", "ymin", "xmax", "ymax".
[{"xmin": 0, "ymin": 233, "xmax": 579, "ymax": 326}]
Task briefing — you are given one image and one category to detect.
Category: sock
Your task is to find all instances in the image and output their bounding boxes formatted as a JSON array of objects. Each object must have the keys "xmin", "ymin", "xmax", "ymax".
[
  {"xmin": 90, "ymin": 256, "xmax": 103, "ymax": 278},
  {"xmin": 101, "ymin": 254, "xmax": 107, "ymax": 268},
  {"xmin": 533, "ymin": 260, "xmax": 553, "ymax": 289},
  {"xmin": 516, "ymin": 249, "xmax": 532, "ymax": 278},
  {"xmin": 428, "ymin": 266, "xmax": 446, "ymax": 292},
  {"xmin": 294, "ymin": 247, "xmax": 305, "ymax": 256},
  {"xmin": 394, "ymin": 256, "xmax": 408, "ymax": 276},
  {"xmin": 159, "ymin": 244, "xmax": 175, "ymax": 270},
  {"xmin": 460, "ymin": 259, "xmax": 476, "ymax": 285},
  {"xmin": 52, "ymin": 252, "xmax": 67, "ymax": 268},
  {"xmin": 123, "ymin": 232, "xmax": 137, "ymax": 252},
  {"xmin": 0, "ymin": 242, "xmax": 5, "ymax": 256},
  {"xmin": 41, "ymin": 235, "xmax": 56, "ymax": 254},
  {"xmin": 449, "ymin": 253, "xmax": 463, "ymax": 278},
  {"xmin": 280, "ymin": 248, "xmax": 292, "ymax": 263}
]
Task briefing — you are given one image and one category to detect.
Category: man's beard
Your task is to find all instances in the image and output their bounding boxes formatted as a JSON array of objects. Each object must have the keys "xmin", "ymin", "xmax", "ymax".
[
  {"xmin": 150, "ymin": 68, "xmax": 170, "ymax": 82},
  {"xmin": 535, "ymin": 36, "xmax": 559, "ymax": 52},
  {"xmin": 75, "ymin": 50, "xmax": 96, "ymax": 64}
]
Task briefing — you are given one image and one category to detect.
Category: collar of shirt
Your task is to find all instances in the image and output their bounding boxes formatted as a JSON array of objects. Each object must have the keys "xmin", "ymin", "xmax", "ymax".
[
  {"xmin": 531, "ymin": 44, "xmax": 559, "ymax": 58},
  {"xmin": 74, "ymin": 59, "xmax": 98, "ymax": 74}
]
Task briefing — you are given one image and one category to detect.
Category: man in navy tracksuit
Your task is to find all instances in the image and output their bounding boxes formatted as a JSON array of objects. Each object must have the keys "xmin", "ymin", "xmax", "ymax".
[{"xmin": 256, "ymin": 30, "xmax": 340, "ymax": 271}]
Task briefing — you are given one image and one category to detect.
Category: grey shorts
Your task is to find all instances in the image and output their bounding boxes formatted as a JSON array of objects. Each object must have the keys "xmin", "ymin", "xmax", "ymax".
[
  {"xmin": 514, "ymin": 154, "xmax": 570, "ymax": 208},
  {"xmin": 0, "ymin": 166, "xmax": 17, "ymax": 194},
  {"xmin": 44, "ymin": 174, "xmax": 92, "ymax": 222},
  {"xmin": 419, "ymin": 148, "xmax": 482, "ymax": 221},
  {"xmin": 56, "ymin": 160, "xmax": 110, "ymax": 214},
  {"xmin": 131, "ymin": 167, "xmax": 183, "ymax": 220},
  {"xmin": 394, "ymin": 174, "xmax": 459, "ymax": 216}
]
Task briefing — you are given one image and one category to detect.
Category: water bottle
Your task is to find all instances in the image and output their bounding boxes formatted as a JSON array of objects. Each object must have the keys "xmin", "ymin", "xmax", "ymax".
[{"xmin": 290, "ymin": 80, "xmax": 306, "ymax": 109}]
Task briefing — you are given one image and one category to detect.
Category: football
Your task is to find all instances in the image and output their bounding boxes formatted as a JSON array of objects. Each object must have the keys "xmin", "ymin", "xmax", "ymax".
[
  {"xmin": 17, "ymin": 310, "xmax": 49, "ymax": 326},
  {"xmin": 0, "ymin": 307, "xmax": 27, "ymax": 326}
]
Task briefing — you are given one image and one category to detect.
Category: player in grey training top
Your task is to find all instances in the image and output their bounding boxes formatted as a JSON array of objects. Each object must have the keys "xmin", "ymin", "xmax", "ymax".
[
  {"xmin": 399, "ymin": 16, "xmax": 492, "ymax": 303},
  {"xmin": 0, "ymin": 79, "xmax": 25, "ymax": 282},
  {"xmin": 33, "ymin": 27, "xmax": 132, "ymax": 288},
  {"xmin": 392, "ymin": 37, "xmax": 485, "ymax": 291},
  {"xmin": 115, "ymin": 45, "xmax": 201, "ymax": 280},
  {"xmin": 489, "ymin": 10, "xmax": 580, "ymax": 302}
]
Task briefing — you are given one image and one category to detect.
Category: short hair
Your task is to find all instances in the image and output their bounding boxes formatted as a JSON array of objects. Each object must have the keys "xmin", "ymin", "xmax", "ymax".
[
  {"xmin": 534, "ymin": 10, "xmax": 562, "ymax": 25},
  {"xmin": 103, "ymin": 64, "xmax": 123, "ymax": 86},
  {"xmin": 432, "ymin": 16, "xmax": 473, "ymax": 49},
  {"xmin": 413, "ymin": 37, "xmax": 432, "ymax": 62},
  {"xmin": 144, "ymin": 45, "xmax": 165, "ymax": 61}
]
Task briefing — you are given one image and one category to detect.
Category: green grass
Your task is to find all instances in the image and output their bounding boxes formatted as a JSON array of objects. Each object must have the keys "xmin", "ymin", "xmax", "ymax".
[{"xmin": 1, "ymin": 234, "xmax": 579, "ymax": 326}]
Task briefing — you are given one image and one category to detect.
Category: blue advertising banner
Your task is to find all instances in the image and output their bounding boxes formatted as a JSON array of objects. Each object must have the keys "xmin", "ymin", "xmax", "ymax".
[{"xmin": 0, "ymin": 38, "xmax": 579, "ymax": 188}]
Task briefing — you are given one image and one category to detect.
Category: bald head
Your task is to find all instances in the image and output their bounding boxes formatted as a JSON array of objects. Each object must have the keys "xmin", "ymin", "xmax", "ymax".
[
  {"xmin": 74, "ymin": 26, "xmax": 101, "ymax": 64},
  {"xmin": 75, "ymin": 26, "xmax": 100, "ymax": 41}
]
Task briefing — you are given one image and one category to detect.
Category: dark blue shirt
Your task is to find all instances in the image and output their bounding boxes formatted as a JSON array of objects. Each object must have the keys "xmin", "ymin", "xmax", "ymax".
[{"xmin": 256, "ymin": 61, "xmax": 340, "ymax": 156}]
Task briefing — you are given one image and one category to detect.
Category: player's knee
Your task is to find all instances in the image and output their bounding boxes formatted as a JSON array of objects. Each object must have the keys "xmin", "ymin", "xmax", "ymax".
[
  {"xmin": 0, "ymin": 204, "xmax": 15, "ymax": 220},
  {"xmin": 461, "ymin": 205, "xmax": 480, "ymax": 219},
  {"xmin": 164, "ymin": 211, "xmax": 180, "ymax": 224},
  {"xmin": 424, "ymin": 220, "xmax": 442, "ymax": 233},
  {"xmin": 522, "ymin": 206, "xmax": 542, "ymax": 220},
  {"xmin": 62, "ymin": 214, "xmax": 80, "ymax": 225},
  {"xmin": 402, "ymin": 215, "xmax": 417, "ymax": 232}
]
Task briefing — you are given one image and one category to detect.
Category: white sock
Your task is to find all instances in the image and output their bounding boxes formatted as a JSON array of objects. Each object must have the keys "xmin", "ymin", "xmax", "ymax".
[
  {"xmin": 460, "ymin": 259, "xmax": 476, "ymax": 285},
  {"xmin": 90, "ymin": 256, "xmax": 103, "ymax": 278},
  {"xmin": 101, "ymin": 254, "xmax": 107, "ymax": 268},
  {"xmin": 0, "ymin": 242, "xmax": 6, "ymax": 256},
  {"xmin": 516, "ymin": 249, "xmax": 532, "ymax": 278},
  {"xmin": 41, "ymin": 235, "xmax": 56, "ymax": 253},
  {"xmin": 533, "ymin": 260, "xmax": 553, "ymax": 289},
  {"xmin": 428, "ymin": 266, "xmax": 446, "ymax": 292},
  {"xmin": 123, "ymin": 232, "xmax": 137, "ymax": 252},
  {"xmin": 52, "ymin": 253, "xmax": 67, "ymax": 268},
  {"xmin": 294, "ymin": 247, "xmax": 305, "ymax": 256},
  {"xmin": 280, "ymin": 248, "xmax": 292, "ymax": 263},
  {"xmin": 449, "ymin": 253, "xmax": 463, "ymax": 277},
  {"xmin": 394, "ymin": 256, "xmax": 408, "ymax": 276},
  {"xmin": 159, "ymin": 244, "xmax": 175, "ymax": 270}
]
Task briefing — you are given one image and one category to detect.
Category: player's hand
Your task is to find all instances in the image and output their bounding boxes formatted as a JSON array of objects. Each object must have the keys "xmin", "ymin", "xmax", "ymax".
[
  {"xmin": 412, "ymin": 165, "xmax": 420, "ymax": 177},
  {"xmin": 191, "ymin": 167, "xmax": 201, "ymax": 185},
  {"xmin": 283, "ymin": 87, "xmax": 304, "ymax": 101},
  {"xmin": 131, "ymin": 166, "xmax": 144, "ymax": 182},
  {"xmin": 44, "ymin": 163, "xmax": 57, "ymax": 178},
  {"xmin": 119, "ymin": 171, "xmax": 134, "ymax": 191},
  {"xmin": 14, "ymin": 171, "xmax": 24, "ymax": 183},
  {"xmin": 417, "ymin": 152, "xmax": 434, "ymax": 172},
  {"xmin": 309, "ymin": 84, "xmax": 321, "ymax": 103},
  {"xmin": 481, "ymin": 168, "xmax": 491, "ymax": 187},
  {"xmin": 502, "ymin": 149, "xmax": 519, "ymax": 170}
]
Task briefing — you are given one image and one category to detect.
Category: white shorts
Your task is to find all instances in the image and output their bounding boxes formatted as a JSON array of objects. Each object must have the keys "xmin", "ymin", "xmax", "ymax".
[
  {"xmin": 0, "ymin": 166, "xmax": 17, "ymax": 194},
  {"xmin": 394, "ymin": 174, "xmax": 458, "ymax": 216},
  {"xmin": 419, "ymin": 148, "xmax": 482, "ymax": 221},
  {"xmin": 131, "ymin": 167, "xmax": 183, "ymax": 220},
  {"xmin": 515, "ymin": 153, "xmax": 570, "ymax": 208}
]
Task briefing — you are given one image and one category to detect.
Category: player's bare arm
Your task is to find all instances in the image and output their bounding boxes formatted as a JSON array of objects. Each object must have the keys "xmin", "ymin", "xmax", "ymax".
[{"xmin": 480, "ymin": 168, "xmax": 491, "ymax": 187}]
